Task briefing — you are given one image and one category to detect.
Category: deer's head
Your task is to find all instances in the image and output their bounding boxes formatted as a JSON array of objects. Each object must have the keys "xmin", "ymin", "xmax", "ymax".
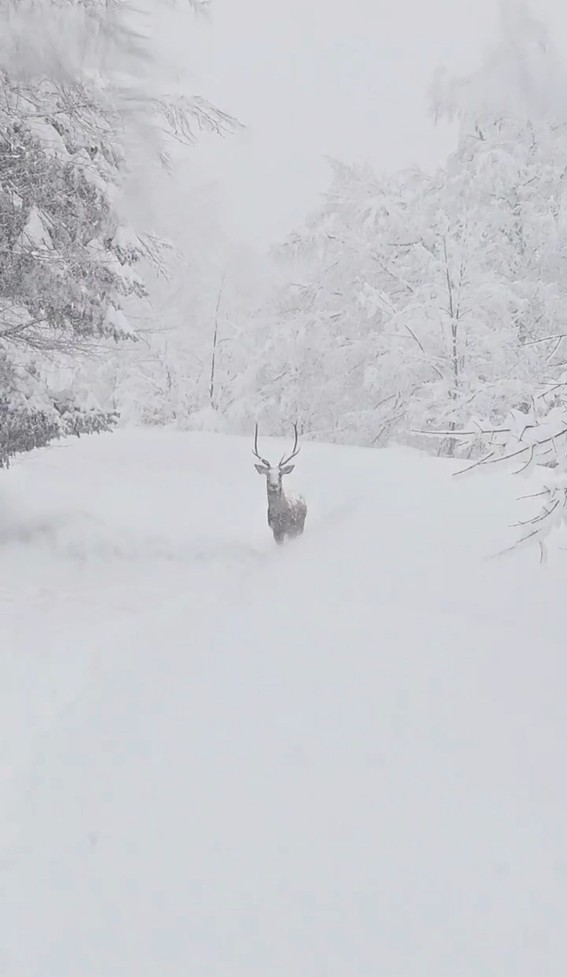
[{"xmin": 253, "ymin": 423, "xmax": 300, "ymax": 494}]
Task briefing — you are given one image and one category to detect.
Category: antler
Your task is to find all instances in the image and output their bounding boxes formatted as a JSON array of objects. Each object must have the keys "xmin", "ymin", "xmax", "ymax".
[
  {"xmin": 279, "ymin": 422, "xmax": 301, "ymax": 467},
  {"xmin": 252, "ymin": 423, "xmax": 272, "ymax": 467}
]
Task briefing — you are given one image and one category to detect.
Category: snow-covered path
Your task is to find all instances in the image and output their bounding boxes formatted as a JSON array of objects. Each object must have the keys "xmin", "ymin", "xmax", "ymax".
[{"xmin": 1, "ymin": 429, "xmax": 566, "ymax": 976}]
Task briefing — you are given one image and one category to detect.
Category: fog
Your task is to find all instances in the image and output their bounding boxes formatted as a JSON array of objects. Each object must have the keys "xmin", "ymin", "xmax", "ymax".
[{"xmin": 174, "ymin": 0, "xmax": 567, "ymax": 246}]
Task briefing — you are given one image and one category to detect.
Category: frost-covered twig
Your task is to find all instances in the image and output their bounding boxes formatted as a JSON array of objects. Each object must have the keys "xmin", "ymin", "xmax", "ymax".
[
  {"xmin": 153, "ymin": 95, "xmax": 243, "ymax": 145},
  {"xmin": 424, "ymin": 397, "xmax": 567, "ymax": 553}
]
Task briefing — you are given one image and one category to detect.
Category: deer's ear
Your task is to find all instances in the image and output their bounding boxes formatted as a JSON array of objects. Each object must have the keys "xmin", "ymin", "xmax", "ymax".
[
  {"xmin": 254, "ymin": 463, "xmax": 268, "ymax": 474},
  {"xmin": 280, "ymin": 464, "xmax": 295, "ymax": 475}
]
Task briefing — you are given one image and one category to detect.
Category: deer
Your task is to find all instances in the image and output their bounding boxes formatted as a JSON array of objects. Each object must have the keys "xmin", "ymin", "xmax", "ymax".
[{"xmin": 253, "ymin": 423, "xmax": 307, "ymax": 544}]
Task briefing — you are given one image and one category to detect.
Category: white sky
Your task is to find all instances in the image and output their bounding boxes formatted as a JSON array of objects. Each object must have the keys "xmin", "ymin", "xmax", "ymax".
[{"xmin": 170, "ymin": 0, "xmax": 567, "ymax": 248}]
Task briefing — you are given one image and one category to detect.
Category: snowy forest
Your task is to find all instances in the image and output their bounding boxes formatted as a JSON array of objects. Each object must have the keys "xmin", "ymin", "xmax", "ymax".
[
  {"xmin": 3, "ymin": 0, "xmax": 567, "ymax": 549},
  {"xmin": 3, "ymin": 5, "xmax": 567, "ymax": 976}
]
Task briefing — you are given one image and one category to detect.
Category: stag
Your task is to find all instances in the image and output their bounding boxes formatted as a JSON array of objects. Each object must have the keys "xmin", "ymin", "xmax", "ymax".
[{"xmin": 253, "ymin": 423, "xmax": 307, "ymax": 544}]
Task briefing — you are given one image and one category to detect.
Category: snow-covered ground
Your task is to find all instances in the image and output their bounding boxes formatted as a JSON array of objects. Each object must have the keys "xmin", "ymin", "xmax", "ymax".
[{"xmin": 1, "ymin": 428, "xmax": 566, "ymax": 976}]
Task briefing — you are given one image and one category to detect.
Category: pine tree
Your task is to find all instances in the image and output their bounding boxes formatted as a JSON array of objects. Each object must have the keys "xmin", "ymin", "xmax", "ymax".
[{"xmin": 0, "ymin": 0, "xmax": 238, "ymax": 465}]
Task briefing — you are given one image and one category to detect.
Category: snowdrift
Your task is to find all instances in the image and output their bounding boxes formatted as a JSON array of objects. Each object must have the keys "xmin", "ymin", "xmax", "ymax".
[{"xmin": 1, "ymin": 429, "xmax": 566, "ymax": 976}]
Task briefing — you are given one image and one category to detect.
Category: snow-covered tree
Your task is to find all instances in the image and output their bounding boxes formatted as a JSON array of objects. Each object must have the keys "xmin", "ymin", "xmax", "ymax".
[
  {"xmin": 244, "ymin": 2, "xmax": 567, "ymax": 456},
  {"xmin": 0, "ymin": 0, "xmax": 139, "ymax": 462},
  {"xmin": 432, "ymin": 1, "xmax": 567, "ymax": 552},
  {"xmin": 0, "ymin": 0, "xmax": 238, "ymax": 464}
]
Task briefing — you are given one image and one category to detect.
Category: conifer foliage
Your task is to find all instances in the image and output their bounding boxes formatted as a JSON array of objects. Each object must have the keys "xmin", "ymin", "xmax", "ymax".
[
  {"xmin": 0, "ymin": 0, "xmax": 143, "ymax": 464},
  {"xmin": 0, "ymin": 0, "xmax": 233, "ymax": 466}
]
